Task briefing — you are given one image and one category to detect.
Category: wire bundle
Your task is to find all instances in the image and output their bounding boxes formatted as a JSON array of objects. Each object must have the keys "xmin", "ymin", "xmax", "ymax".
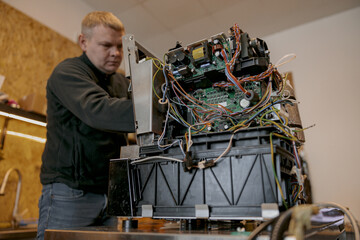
[{"xmin": 146, "ymin": 24, "xmax": 311, "ymax": 206}]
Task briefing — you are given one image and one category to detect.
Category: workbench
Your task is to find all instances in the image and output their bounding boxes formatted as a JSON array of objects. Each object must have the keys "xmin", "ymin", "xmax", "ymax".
[
  {"xmin": 44, "ymin": 218, "xmax": 348, "ymax": 240},
  {"xmin": 44, "ymin": 218, "xmax": 249, "ymax": 240}
]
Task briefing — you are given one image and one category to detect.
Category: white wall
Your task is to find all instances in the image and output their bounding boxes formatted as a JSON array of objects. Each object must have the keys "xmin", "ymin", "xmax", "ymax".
[
  {"xmin": 4, "ymin": 0, "xmax": 360, "ymax": 220},
  {"xmin": 263, "ymin": 7, "xmax": 360, "ymax": 220}
]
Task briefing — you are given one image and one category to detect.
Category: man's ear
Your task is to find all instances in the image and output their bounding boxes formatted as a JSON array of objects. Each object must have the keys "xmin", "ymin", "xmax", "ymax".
[{"xmin": 78, "ymin": 33, "xmax": 87, "ymax": 52}]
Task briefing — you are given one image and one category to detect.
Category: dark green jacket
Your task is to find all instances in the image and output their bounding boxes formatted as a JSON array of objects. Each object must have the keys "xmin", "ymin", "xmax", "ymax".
[{"xmin": 40, "ymin": 53, "xmax": 135, "ymax": 194}]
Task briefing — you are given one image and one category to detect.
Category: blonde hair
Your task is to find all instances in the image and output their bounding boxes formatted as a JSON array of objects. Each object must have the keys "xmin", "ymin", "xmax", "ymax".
[{"xmin": 81, "ymin": 11, "xmax": 124, "ymax": 38}]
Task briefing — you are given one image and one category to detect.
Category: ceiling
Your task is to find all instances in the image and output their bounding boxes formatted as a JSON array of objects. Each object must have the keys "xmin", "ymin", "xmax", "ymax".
[{"xmin": 82, "ymin": 0, "xmax": 360, "ymax": 58}]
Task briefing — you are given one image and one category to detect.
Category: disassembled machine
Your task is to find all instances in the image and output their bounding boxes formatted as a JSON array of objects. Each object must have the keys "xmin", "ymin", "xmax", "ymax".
[{"xmin": 108, "ymin": 24, "xmax": 310, "ymax": 221}]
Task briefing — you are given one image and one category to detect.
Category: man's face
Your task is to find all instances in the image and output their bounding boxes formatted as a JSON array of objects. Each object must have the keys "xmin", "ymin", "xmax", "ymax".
[{"xmin": 79, "ymin": 25, "xmax": 124, "ymax": 74}]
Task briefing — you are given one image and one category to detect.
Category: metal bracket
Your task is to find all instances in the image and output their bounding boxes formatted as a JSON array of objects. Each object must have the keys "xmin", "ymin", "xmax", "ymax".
[
  {"xmin": 120, "ymin": 145, "xmax": 140, "ymax": 159},
  {"xmin": 122, "ymin": 34, "xmax": 165, "ymax": 144}
]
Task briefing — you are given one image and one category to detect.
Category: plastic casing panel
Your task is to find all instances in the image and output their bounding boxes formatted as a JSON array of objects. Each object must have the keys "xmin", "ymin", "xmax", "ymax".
[{"xmin": 108, "ymin": 127, "xmax": 295, "ymax": 219}]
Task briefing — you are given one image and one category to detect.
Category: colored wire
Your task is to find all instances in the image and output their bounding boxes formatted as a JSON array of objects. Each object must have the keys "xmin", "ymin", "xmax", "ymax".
[
  {"xmin": 213, "ymin": 133, "xmax": 235, "ymax": 163},
  {"xmin": 315, "ymin": 202, "xmax": 360, "ymax": 240},
  {"xmin": 292, "ymin": 141, "xmax": 301, "ymax": 168},
  {"xmin": 270, "ymin": 132, "xmax": 289, "ymax": 209},
  {"xmin": 157, "ymin": 103, "xmax": 186, "ymax": 156},
  {"xmin": 275, "ymin": 53, "xmax": 296, "ymax": 68},
  {"xmin": 131, "ymin": 156, "xmax": 184, "ymax": 164}
]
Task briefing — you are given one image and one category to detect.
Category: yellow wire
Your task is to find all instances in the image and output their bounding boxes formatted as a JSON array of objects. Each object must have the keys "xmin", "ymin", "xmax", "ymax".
[
  {"xmin": 147, "ymin": 57, "xmax": 164, "ymax": 100},
  {"xmin": 170, "ymin": 105, "xmax": 191, "ymax": 127},
  {"xmin": 192, "ymin": 124, "xmax": 207, "ymax": 134},
  {"xmin": 228, "ymin": 117, "xmax": 235, "ymax": 127},
  {"xmin": 294, "ymin": 186, "xmax": 302, "ymax": 202},
  {"xmin": 292, "ymin": 124, "xmax": 316, "ymax": 132},
  {"xmin": 262, "ymin": 119, "xmax": 297, "ymax": 141},
  {"xmin": 228, "ymin": 119, "xmax": 247, "ymax": 132},
  {"xmin": 152, "ymin": 66, "xmax": 162, "ymax": 100},
  {"xmin": 266, "ymin": 106, "xmax": 289, "ymax": 126},
  {"xmin": 147, "ymin": 56, "xmax": 164, "ymax": 69},
  {"xmin": 270, "ymin": 132, "xmax": 288, "ymax": 209}
]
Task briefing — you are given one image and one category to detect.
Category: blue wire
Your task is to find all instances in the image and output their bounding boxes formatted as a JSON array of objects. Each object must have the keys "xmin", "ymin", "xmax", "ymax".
[{"xmin": 244, "ymin": 99, "xmax": 293, "ymax": 125}]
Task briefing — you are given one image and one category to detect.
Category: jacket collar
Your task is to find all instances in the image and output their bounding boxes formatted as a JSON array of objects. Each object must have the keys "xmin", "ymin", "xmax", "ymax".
[{"xmin": 79, "ymin": 52, "xmax": 114, "ymax": 82}]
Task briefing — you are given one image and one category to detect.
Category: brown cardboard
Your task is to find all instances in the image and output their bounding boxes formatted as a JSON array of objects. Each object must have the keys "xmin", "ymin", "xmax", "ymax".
[{"xmin": 18, "ymin": 93, "xmax": 47, "ymax": 115}]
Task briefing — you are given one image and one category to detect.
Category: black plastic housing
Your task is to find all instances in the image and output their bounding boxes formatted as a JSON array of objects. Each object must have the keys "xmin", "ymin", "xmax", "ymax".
[{"xmin": 108, "ymin": 127, "xmax": 295, "ymax": 219}]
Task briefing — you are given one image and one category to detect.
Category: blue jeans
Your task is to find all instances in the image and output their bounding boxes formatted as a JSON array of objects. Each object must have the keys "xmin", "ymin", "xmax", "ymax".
[{"xmin": 36, "ymin": 183, "xmax": 116, "ymax": 240}]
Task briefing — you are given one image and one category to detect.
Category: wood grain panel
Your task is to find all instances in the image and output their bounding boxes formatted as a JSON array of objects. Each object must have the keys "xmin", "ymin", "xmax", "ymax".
[{"xmin": 0, "ymin": 1, "xmax": 81, "ymax": 225}]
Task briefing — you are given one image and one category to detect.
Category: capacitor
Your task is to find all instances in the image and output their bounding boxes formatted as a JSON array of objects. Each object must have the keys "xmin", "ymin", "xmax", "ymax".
[
  {"xmin": 213, "ymin": 44, "xmax": 223, "ymax": 58},
  {"xmin": 167, "ymin": 49, "xmax": 190, "ymax": 66},
  {"xmin": 240, "ymin": 98, "xmax": 250, "ymax": 108},
  {"xmin": 176, "ymin": 51, "xmax": 186, "ymax": 62}
]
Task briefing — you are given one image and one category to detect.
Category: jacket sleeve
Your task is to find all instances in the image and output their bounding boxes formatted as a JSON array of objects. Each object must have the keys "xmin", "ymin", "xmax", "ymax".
[{"xmin": 47, "ymin": 59, "xmax": 135, "ymax": 133}]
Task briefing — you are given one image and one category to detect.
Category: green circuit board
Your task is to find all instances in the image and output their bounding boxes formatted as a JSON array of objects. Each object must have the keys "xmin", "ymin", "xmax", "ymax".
[
  {"xmin": 171, "ymin": 38, "xmax": 232, "ymax": 81},
  {"xmin": 185, "ymin": 82, "xmax": 263, "ymax": 132}
]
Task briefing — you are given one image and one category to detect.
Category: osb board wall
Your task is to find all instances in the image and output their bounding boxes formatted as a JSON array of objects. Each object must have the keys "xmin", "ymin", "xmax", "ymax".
[
  {"xmin": 0, "ymin": 1, "xmax": 82, "ymax": 224},
  {"xmin": 0, "ymin": 117, "xmax": 46, "ymax": 224},
  {"xmin": 0, "ymin": 1, "xmax": 82, "ymax": 102}
]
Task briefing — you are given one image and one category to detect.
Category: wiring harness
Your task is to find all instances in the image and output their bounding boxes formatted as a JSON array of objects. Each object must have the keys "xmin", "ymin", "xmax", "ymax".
[{"xmin": 134, "ymin": 24, "xmax": 314, "ymax": 208}]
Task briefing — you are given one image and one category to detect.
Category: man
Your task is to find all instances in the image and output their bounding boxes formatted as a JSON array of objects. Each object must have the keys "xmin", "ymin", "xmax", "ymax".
[{"xmin": 36, "ymin": 11, "xmax": 134, "ymax": 240}]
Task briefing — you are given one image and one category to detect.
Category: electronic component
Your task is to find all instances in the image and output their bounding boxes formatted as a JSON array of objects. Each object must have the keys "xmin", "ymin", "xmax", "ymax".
[
  {"xmin": 163, "ymin": 25, "xmax": 283, "ymax": 136},
  {"xmin": 114, "ymin": 24, "xmax": 310, "ymax": 221}
]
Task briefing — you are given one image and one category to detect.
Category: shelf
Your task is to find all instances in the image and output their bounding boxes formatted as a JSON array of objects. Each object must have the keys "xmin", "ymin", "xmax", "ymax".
[{"xmin": 0, "ymin": 104, "xmax": 46, "ymax": 126}]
